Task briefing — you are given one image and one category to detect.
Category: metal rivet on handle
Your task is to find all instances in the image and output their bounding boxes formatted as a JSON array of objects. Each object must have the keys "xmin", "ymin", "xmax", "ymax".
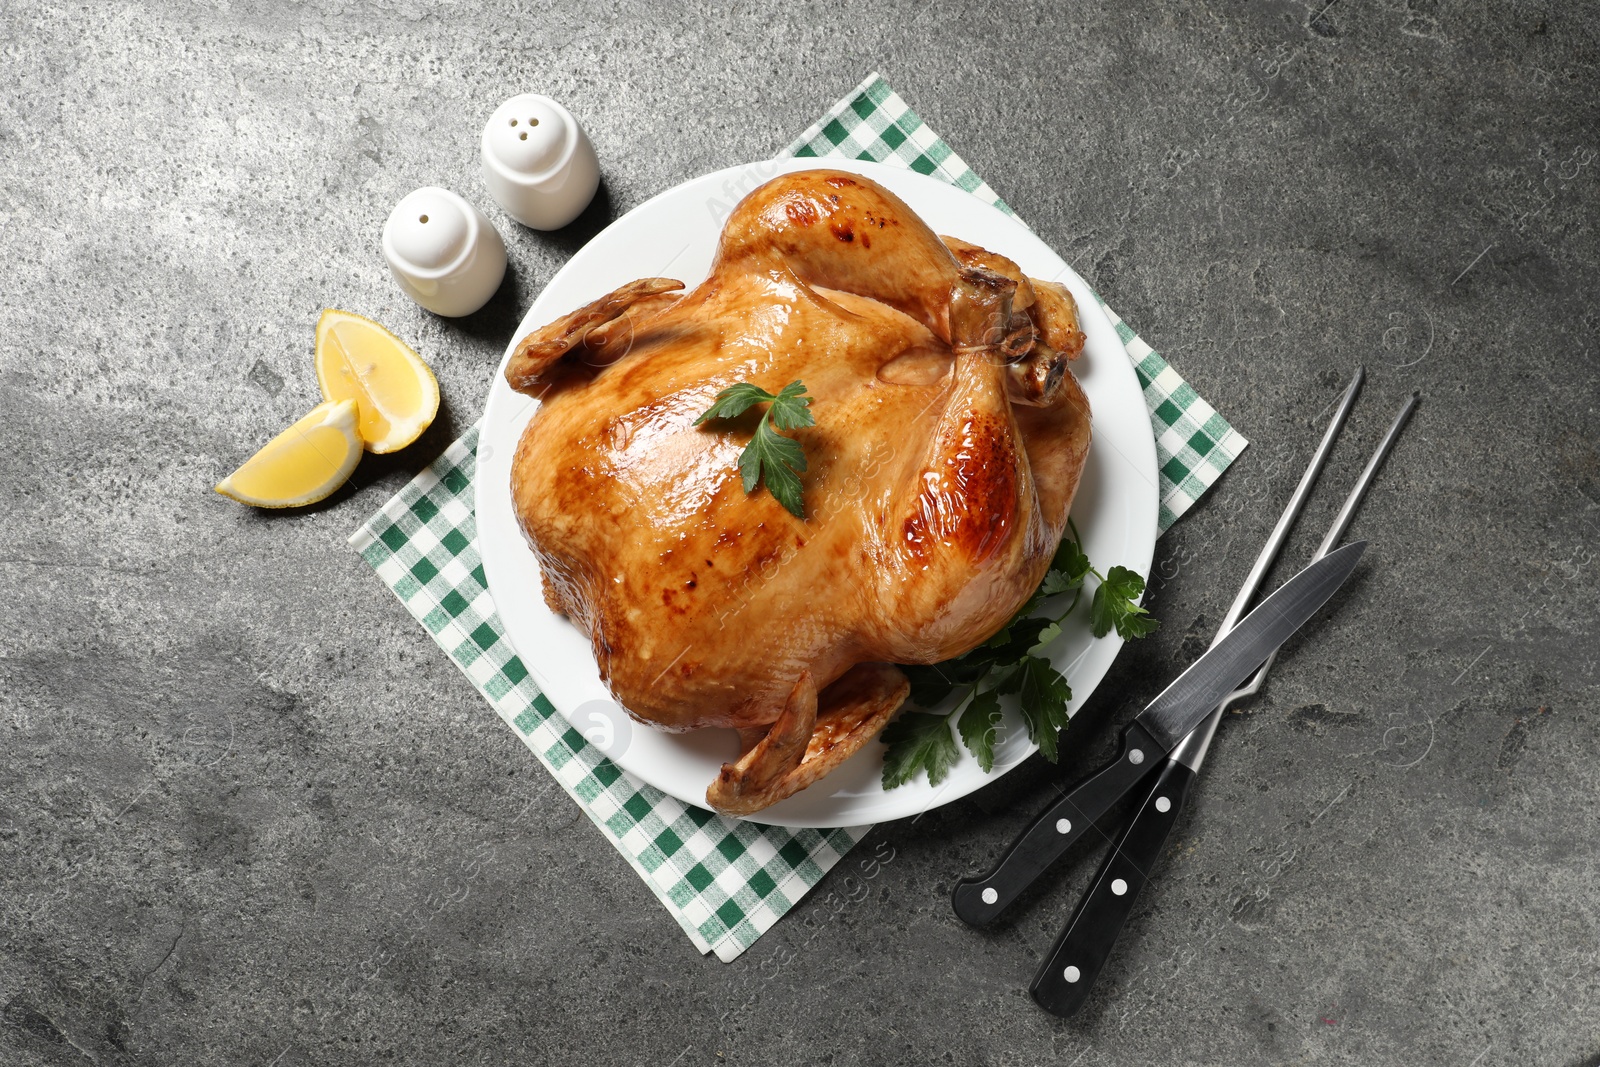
[
  {"xmin": 981, "ymin": 887, "xmax": 998, "ymax": 905},
  {"xmin": 1055, "ymin": 818, "xmax": 1072, "ymax": 834},
  {"xmin": 1129, "ymin": 749, "xmax": 1145, "ymax": 765},
  {"xmin": 1063, "ymin": 965, "xmax": 1081, "ymax": 983},
  {"xmin": 1111, "ymin": 878, "xmax": 1128, "ymax": 896},
  {"xmin": 1155, "ymin": 796, "xmax": 1171, "ymax": 813}
]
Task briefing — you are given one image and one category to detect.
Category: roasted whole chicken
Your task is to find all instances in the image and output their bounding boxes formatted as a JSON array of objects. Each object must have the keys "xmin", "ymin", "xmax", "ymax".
[{"xmin": 507, "ymin": 169, "xmax": 1091, "ymax": 815}]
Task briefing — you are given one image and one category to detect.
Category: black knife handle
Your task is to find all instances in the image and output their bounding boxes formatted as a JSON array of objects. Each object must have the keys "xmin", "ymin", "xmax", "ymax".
[
  {"xmin": 1028, "ymin": 758, "xmax": 1196, "ymax": 1017},
  {"xmin": 952, "ymin": 721, "xmax": 1163, "ymax": 927}
]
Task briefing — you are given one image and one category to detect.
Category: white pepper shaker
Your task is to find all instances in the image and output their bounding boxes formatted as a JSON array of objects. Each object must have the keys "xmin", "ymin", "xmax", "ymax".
[
  {"xmin": 481, "ymin": 94, "xmax": 600, "ymax": 230},
  {"xmin": 381, "ymin": 187, "xmax": 507, "ymax": 317}
]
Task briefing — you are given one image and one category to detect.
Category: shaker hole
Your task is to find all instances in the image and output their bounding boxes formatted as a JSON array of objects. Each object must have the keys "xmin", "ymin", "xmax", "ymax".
[
  {"xmin": 529, "ymin": 117, "xmax": 540, "ymax": 126},
  {"xmin": 519, "ymin": 131, "xmax": 528, "ymax": 140},
  {"xmin": 509, "ymin": 118, "xmax": 518, "ymax": 127},
  {"xmin": 419, "ymin": 214, "xmax": 429, "ymax": 223}
]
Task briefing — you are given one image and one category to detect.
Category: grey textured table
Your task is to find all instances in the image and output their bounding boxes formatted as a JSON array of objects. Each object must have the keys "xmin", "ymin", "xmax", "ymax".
[{"xmin": 3, "ymin": 2, "xmax": 1597, "ymax": 1064}]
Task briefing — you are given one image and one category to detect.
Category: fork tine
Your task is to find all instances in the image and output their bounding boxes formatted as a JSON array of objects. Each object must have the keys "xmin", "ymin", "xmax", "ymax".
[
  {"xmin": 1313, "ymin": 390, "xmax": 1420, "ymax": 559},
  {"xmin": 1216, "ymin": 389, "xmax": 1421, "ymax": 707},
  {"xmin": 1210, "ymin": 366, "xmax": 1365, "ymax": 645}
]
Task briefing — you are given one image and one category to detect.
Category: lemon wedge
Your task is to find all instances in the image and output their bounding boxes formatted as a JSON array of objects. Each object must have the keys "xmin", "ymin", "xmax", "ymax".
[
  {"xmin": 314, "ymin": 309, "xmax": 440, "ymax": 453},
  {"xmin": 215, "ymin": 399, "xmax": 363, "ymax": 508}
]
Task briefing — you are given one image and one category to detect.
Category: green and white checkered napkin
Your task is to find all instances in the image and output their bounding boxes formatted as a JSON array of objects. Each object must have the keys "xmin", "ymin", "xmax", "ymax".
[{"xmin": 349, "ymin": 72, "xmax": 1247, "ymax": 962}]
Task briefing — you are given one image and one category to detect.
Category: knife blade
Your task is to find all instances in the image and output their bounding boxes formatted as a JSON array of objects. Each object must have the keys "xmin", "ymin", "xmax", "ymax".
[
  {"xmin": 1133, "ymin": 538, "xmax": 1366, "ymax": 750},
  {"xmin": 951, "ymin": 539, "xmax": 1366, "ymax": 927}
]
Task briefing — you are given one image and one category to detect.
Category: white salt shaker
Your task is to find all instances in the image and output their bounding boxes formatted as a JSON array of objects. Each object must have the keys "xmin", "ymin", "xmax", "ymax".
[
  {"xmin": 481, "ymin": 94, "xmax": 600, "ymax": 230},
  {"xmin": 381, "ymin": 187, "xmax": 507, "ymax": 317}
]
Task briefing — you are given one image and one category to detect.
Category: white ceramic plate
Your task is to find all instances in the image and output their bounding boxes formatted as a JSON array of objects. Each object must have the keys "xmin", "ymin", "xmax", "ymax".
[{"xmin": 477, "ymin": 158, "xmax": 1158, "ymax": 827}]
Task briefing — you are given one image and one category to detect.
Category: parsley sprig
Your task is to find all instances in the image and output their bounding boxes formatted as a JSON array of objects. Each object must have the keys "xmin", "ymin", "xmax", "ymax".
[
  {"xmin": 882, "ymin": 527, "xmax": 1160, "ymax": 789},
  {"xmin": 695, "ymin": 380, "xmax": 814, "ymax": 519}
]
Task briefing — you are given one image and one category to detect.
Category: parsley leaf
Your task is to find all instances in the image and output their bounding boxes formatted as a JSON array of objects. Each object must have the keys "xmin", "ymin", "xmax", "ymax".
[
  {"xmin": 767, "ymin": 380, "xmax": 816, "ymax": 430},
  {"xmin": 1028, "ymin": 620, "xmax": 1063, "ymax": 653},
  {"xmin": 880, "ymin": 710, "xmax": 961, "ymax": 789},
  {"xmin": 985, "ymin": 615, "xmax": 1055, "ymax": 662},
  {"xmin": 740, "ymin": 417, "xmax": 807, "ymax": 515},
  {"xmin": 697, "ymin": 380, "xmax": 814, "ymax": 518},
  {"xmin": 957, "ymin": 688, "xmax": 1003, "ymax": 773},
  {"xmin": 1040, "ymin": 538, "xmax": 1092, "ymax": 596},
  {"xmin": 693, "ymin": 382, "xmax": 776, "ymax": 424},
  {"xmin": 1090, "ymin": 565, "xmax": 1160, "ymax": 640},
  {"xmin": 996, "ymin": 655, "xmax": 1073, "ymax": 763},
  {"xmin": 1115, "ymin": 606, "xmax": 1160, "ymax": 639},
  {"xmin": 901, "ymin": 658, "xmax": 989, "ymax": 708},
  {"xmin": 884, "ymin": 533, "xmax": 1156, "ymax": 789},
  {"xmin": 900, "ymin": 611, "xmax": 1047, "ymax": 713}
]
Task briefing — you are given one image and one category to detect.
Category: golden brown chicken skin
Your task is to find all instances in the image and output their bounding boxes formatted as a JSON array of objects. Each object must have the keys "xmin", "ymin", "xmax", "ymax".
[{"xmin": 506, "ymin": 169, "xmax": 1090, "ymax": 815}]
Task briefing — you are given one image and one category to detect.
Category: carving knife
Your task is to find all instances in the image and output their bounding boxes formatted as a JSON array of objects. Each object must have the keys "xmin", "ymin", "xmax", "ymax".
[{"xmin": 951, "ymin": 538, "xmax": 1367, "ymax": 927}]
